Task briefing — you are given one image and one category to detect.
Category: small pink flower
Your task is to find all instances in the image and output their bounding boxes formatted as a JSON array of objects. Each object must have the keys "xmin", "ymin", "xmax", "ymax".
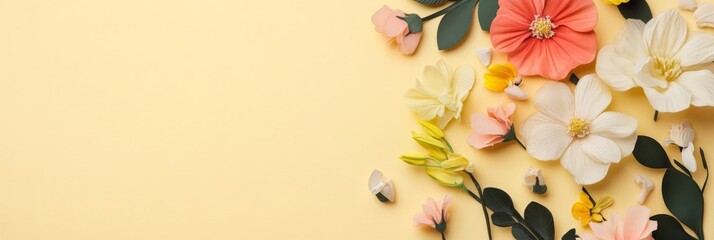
[
  {"xmin": 489, "ymin": 0, "xmax": 598, "ymax": 80},
  {"xmin": 371, "ymin": 5, "xmax": 422, "ymax": 55},
  {"xmin": 413, "ymin": 195, "xmax": 451, "ymax": 233},
  {"xmin": 468, "ymin": 103, "xmax": 516, "ymax": 149},
  {"xmin": 580, "ymin": 206, "xmax": 658, "ymax": 240}
]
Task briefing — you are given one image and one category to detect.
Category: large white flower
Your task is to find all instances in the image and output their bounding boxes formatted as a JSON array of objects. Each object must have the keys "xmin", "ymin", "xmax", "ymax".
[
  {"xmin": 596, "ymin": 9, "xmax": 714, "ymax": 113},
  {"xmin": 406, "ymin": 60, "xmax": 475, "ymax": 128},
  {"xmin": 522, "ymin": 75, "xmax": 638, "ymax": 185}
]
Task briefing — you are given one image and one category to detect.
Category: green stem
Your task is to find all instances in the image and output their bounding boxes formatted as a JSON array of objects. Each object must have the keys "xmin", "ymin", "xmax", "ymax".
[
  {"xmin": 515, "ymin": 137, "xmax": 526, "ymax": 150},
  {"xmin": 653, "ymin": 110, "xmax": 659, "ymax": 122},
  {"xmin": 467, "ymin": 172, "xmax": 492, "ymax": 240},
  {"xmin": 422, "ymin": 0, "xmax": 475, "ymax": 21},
  {"xmin": 443, "ymin": 138, "xmax": 455, "ymax": 153},
  {"xmin": 441, "ymin": 231, "xmax": 446, "ymax": 240}
]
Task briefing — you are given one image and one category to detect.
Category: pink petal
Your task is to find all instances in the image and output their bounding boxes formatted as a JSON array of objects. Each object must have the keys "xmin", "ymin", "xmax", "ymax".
[
  {"xmin": 471, "ymin": 113, "xmax": 509, "ymax": 135},
  {"xmin": 621, "ymin": 206, "xmax": 652, "ymax": 240},
  {"xmin": 590, "ymin": 219, "xmax": 617, "ymax": 240},
  {"xmin": 509, "ymin": 27, "xmax": 596, "ymax": 80},
  {"xmin": 638, "ymin": 221, "xmax": 658, "ymax": 239},
  {"xmin": 490, "ymin": 0, "xmax": 538, "ymax": 53},
  {"xmin": 371, "ymin": 5, "xmax": 394, "ymax": 33},
  {"xmin": 440, "ymin": 195, "xmax": 452, "ymax": 220},
  {"xmin": 543, "ymin": 0, "xmax": 598, "ymax": 32},
  {"xmin": 413, "ymin": 212, "xmax": 436, "ymax": 228},
  {"xmin": 468, "ymin": 132, "xmax": 504, "ymax": 149},
  {"xmin": 398, "ymin": 32, "xmax": 422, "ymax": 55},
  {"xmin": 384, "ymin": 14, "xmax": 408, "ymax": 38},
  {"xmin": 425, "ymin": 197, "xmax": 440, "ymax": 223}
]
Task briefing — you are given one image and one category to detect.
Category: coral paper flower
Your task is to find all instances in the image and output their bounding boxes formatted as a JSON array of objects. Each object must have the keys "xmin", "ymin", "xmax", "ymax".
[
  {"xmin": 664, "ymin": 121, "xmax": 697, "ymax": 172},
  {"xmin": 484, "ymin": 63, "xmax": 528, "ymax": 100},
  {"xmin": 521, "ymin": 75, "xmax": 638, "ymax": 185},
  {"xmin": 371, "ymin": 5, "xmax": 423, "ymax": 55},
  {"xmin": 596, "ymin": 9, "xmax": 714, "ymax": 112},
  {"xmin": 407, "ymin": 60, "xmax": 475, "ymax": 129},
  {"xmin": 572, "ymin": 189, "xmax": 613, "ymax": 225},
  {"xmin": 580, "ymin": 206, "xmax": 658, "ymax": 240},
  {"xmin": 490, "ymin": 0, "xmax": 598, "ymax": 80},
  {"xmin": 413, "ymin": 195, "xmax": 451, "ymax": 234},
  {"xmin": 468, "ymin": 103, "xmax": 516, "ymax": 149}
]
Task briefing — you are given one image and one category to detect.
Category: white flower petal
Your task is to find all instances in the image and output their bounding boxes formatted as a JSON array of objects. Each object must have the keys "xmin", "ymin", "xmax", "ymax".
[
  {"xmin": 525, "ymin": 123, "xmax": 573, "ymax": 161},
  {"xmin": 436, "ymin": 110, "xmax": 454, "ymax": 129},
  {"xmin": 678, "ymin": 0, "xmax": 697, "ymax": 11},
  {"xmin": 451, "ymin": 64, "xmax": 476, "ymax": 102},
  {"xmin": 643, "ymin": 83, "xmax": 692, "ymax": 112},
  {"xmin": 406, "ymin": 89, "xmax": 443, "ymax": 120},
  {"xmin": 683, "ymin": 142, "xmax": 697, "ymax": 173},
  {"xmin": 582, "ymin": 134, "xmax": 622, "ymax": 164},
  {"xmin": 561, "ymin": 140, "xmax": 611, "ymax": 185},
  {"xmin": 644, "ymin": 9, "xmax": 688, "ymax": 58},
  {"xmin": 596, "ymin": 45, "xmax": 638, "ymax": 91},
  {"xmin": 381, "ymin": 179, "xmax": 396, "ymax": 201},
  {"xmin": 612, "ymin": 133, "xmax": 638, "ymax": 158},
  {"xmin": 634, "ymin": 57, "xmax": 668, "ymax": 88},
  {"xmin": 677, "ymin": 70, "xmax": 714, "ymax": 107},
  {"xmin": 421, "ymin": 65, "xmax": 450, "ymax": 96},
  {"xmin": 613, "ymin": 19, "xmax": 649, "ymax": 63},
  {"xmin": 676, "ymin": 32, "xmax": 714, "ymax": 67},
  {"xmin": 695, "ymin": 3, "xmax": 714, "ymax": 28},
  {"xmin": 535, "ymin": 83, "xmax": 575, "ymax": 123},
  {"xmin": 436, "ymin": 60, "xmax": 452, "ymax": 83},
  {"xmin": 521, "ymin": 112, "xmax": 559, "ymax": 144},
  {"xmin": 574, "ymin": 75, "xmax": 611, "ymax": 121},
  {"xmin": 505, "ymin": 85, "xmax": 528, "ymax": 100},
  {"xmin": 476, "ymin": 47, "xmax": 492, "ymax": 67},
  {"xmin": 590, "ymin": 112, "xmax": 638, "ymax": 138},
  {"xmin": 368, "ymin": 169, "xmax": 384, "ymax": 194}
]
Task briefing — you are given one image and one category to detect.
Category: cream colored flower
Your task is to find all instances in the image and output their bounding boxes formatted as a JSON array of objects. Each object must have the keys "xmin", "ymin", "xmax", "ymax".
[
  {"xmin": 664, "ymin": 121, "xmax": 697, "ymax": 172},
  {"xmin": 522, "ymin": 75, "xmax": 638, "ymax": 185},
  {"xmin": 596, "ymin": 9, "xmax": 714, "ymax": 113},
  {"xmin": 695, "ymin": 3, "xmax": 714, "ymax": 28},
  {"xmin": 407, "ymin": 60, "xmax": 475, "ymax": 128}
]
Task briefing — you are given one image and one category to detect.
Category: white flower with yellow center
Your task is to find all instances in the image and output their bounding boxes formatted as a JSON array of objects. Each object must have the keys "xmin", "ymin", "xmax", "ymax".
[
  {"xmin": 596, "ymin": 9, "xmax": 714, "ymax": 113},
  {"xmin": 406, "ymin": 60, "xmax": 475, "ymax": 128},
  {"xmin": 522, "ymin": 75, "xmax": 638, "ymax": 185}
]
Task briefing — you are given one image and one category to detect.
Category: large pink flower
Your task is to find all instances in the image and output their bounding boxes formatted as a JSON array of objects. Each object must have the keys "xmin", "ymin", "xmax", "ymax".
[
  {"xmin": 490, "ymin": 0, "xmax": 598, "ymax": 80},
  {"xmin": 580, "ymin": 206, "xmax": 658, "ymax": 240},
  {"xmin": 468, "ymin": 103, "xmax": 515, "ymax": 149},
  {"xmin": 371, "ymin": 5, "xmax": 422, "ymax": 55},
  {"xmin": 413, "ymin": 195, "xmax": 451, "ymax": 233}
]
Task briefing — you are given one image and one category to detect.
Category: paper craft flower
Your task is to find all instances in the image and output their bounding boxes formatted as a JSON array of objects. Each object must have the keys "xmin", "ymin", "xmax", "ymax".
[
  {"xmin": 596, "ymin": 9, "xmax": 714, "ymax": 112},
  {"xmin": 580, "ymin": 206, "xmax": 658, "ymax": 240},
  {"xmin": 484, "ymin": 63, "xmax": 528, "ymax": 100},
  {"xmin": 468, "ymin": 103, "xmax": 516, "ymax": 149},
  {"xmin": 368, "ymin": 169, "xmax": 395, "ymax": 202},
  {"xmin": 490, "ymin": 0, "xmax": 598, "ymax": 80},
  {"xmin": 572, "ymin": 189, "xmax": 614, "ymax": 226},
  {"xmin": 371, "ymin": 5, "xmax": 423, "ymax": 55},
  {"xmin": 413, "ymin": 195, "xmax": 451, "ymax": 237},
  {"xmin": 406, "ymin": 60, "xmax": 475, "ymax": 128},
  {"xmin": 521, "ymin": 75, "xmax": 638, "ymax": 185},
  {"xmin": 695, "ymin": 3, "xmax": 714, "ymax": 28},
  {"xmin": 664, "ymin": 121, "xmax": 697, "ymax": 172},
  {"xmin": 604, "ymin": 0, "xmax": 629, "ymax": 5},
  {"xmin": 522, "ymin": 167, "xmax": 547, "ymax": 194}
]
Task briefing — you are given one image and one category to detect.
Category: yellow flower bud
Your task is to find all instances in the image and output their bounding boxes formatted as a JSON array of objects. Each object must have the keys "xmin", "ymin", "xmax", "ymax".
[
  {"xmin": 425, "ymin": 167, "xmax": 464, "ymax": 187},
  {"xmin": 418, "ymin": 120, "xmax": 444, "ymax": 139},
  {"xmin": 412, "ymin": 132, "xmax": 447, "ymax": 149},
  {"xmin": 441, "ymin": 154, "xmax": 471, "ymax": 171},
  {"xmin": 400, "ymin": 153, "xmax": 430, "ymax": 166}
]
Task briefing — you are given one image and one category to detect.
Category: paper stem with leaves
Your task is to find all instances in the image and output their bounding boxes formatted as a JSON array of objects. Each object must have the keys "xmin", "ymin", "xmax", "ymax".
[{"xmin": 632, "ymin": 135, "xmax": 708, "ymax": 240}]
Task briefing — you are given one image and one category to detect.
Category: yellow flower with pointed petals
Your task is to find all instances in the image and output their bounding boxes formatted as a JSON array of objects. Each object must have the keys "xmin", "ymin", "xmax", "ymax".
[
  {"xmin": 604, "ymin": 0, "xmax": 629, "ymax": 5},
  {"xmin": 484, "ymin": 63, "xmax": 520, "ymax": 92},
  {"xmin": 571, "ymin": 189, "xmax": 614, "ymax": 226},
  {"xmin": 425, "ymin": 167, "xmax": 464, "ymax": 187}
]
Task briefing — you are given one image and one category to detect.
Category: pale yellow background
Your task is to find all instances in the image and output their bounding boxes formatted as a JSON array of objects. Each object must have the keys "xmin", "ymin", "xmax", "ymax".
[{"xmin": 0, "ymin": 0, "xmax": 713, "ymax": 239}]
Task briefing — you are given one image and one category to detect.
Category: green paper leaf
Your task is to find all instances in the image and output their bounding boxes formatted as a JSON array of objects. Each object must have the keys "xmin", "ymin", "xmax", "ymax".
[
  {"xmin": 414, "ymin": 0, "xmax": 446, "ymax": 6},
  {"xmin": 569, "ymin": 74, "xmax": 579, "ymax": 85},
  {"xmin": 483, "ymin": 187, "xmax": 517, "ymax": 216},
  {"xmin": 511, "ymin": 224, "xmax": 537, "ymax": 240},
  {"xmin": 617, "ymin": 0, "xmax": 653, "ymax": 23},
  {"xmin": 524, "ymin": 202, "xmax": 554, "ymax": 240},
  {"xmin": 633, "ymin": 135, "xmax": 672, "ymax": 169},
  {"xmin": 404, "ymin": 14, "xmax": 423, "ymax": 33},
  {"xmin": 673, "ymin": 159, "xmax": 692, "ymax": 178},
  {"xmin": 477, "ymin": 0, "xmax": 499, "ymax": 31},
  {"xmin": 561, "ymin": 229, "xmax": 577, "ymax": 240},
  {"xmin": 491, "ymin": 211, "xmax": 516, "ymax": 227},
  {"xmin": 650, "ymin": 214, "xmax": 696, "ymax": 240},
  {"xmin": 662, "ymin": 168, "xmax": 704, "ymax": 239},
  {"xmin": 437, "ymin": 0, "xmax": 477, "ymax": 50}
]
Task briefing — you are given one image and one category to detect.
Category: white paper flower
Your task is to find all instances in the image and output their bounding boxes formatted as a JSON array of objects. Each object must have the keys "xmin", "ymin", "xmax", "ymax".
[
  {"xmin": 679, "ymin": 0, "xmax": 697, "ymax": 11},
  {"xmin": 596, "ymin": 9, "xmax": 714, "ymax": 113},
  {"xmin": 695, "ymin": 3, "xmax": 714, "ymax": 28},
  {"xmin": 406, "ymin": 60, "xmax": 475, "ymax": 128},
  {"xmin": 665, "ymin": 121, "xmax": 697, "ymax": 172},
  {"xmin": 368, "ymin": 169, "xmax": 395, "ymax": 202},
  {"xmin": 522, "ymin": 167, "xmax": 547, "ymax": 194},
  {"xmin": 521, "ymin": 75, "xmax": 638, "ymax": 185}
]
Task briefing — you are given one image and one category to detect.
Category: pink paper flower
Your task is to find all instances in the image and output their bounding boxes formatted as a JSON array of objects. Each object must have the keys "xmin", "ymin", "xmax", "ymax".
[
  {"xmin": 371, "ymin": 5, "xmax": 422, "ymax": 55},
  {"xmin": 413, "ymin": 195, "xmax": 451, "ymax": 233},
  {"xmin": 580, "ymin": 206, "xmax": 658, "ymax": 240},
  {"xmin": 490, "ymin": 0, "xmax": 598, "ymax": 80},
  {"xmin": 468, "ymin": 103, "xmax": 516, "ymax": 149}
]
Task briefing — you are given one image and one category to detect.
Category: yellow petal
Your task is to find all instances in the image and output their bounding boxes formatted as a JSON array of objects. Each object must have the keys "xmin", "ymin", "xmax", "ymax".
[
  {"xmin": 400, "ymin": 153, "xmax": 429, "ymax": 166},
  {"xmin": 441, "ymin": 154, "xmax": 470, "ymax": 171},
  {"xmin": 487, "ymin": 63, "xmax": 516, "ymax": 79},
  {"xmin": 425, "ymin": 167, "xmax": 463, "ymax": 187},
  {"xmin": 579, "ymin": 192, "xmax": 594, "ymax": 208},
  {"xmin": 484, "ymin": 74, "xmax": 509, "ymax": 92},
  {"xmin": 596, "ymin": 196, "xmax": 614, "ymax": 209},
  {"xmin": 417, "ymin": 120, "xmax": 444, "ymax": 139},
  {"xmin": 571, "ymin": 203, "xmax": 592, "ymax": 226},
  {"xmin": 591, "ymin": 213, "xmax": 604, "ymax": 222},
  {"xmin": 412, "ymin": 132, "xmax": 447, "ymax": 149},
  {"xmin": 425, "ymin": 145, "xmax": 448, "ymax": 160}
]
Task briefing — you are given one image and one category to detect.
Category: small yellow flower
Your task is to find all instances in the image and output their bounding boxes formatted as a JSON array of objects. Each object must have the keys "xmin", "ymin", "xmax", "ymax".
[
  {"xmin": 418, "ymin": 120, "xmax": 444, "ymax": 139},
  {"xmin": 571, "ymin": 190, "xmax": 614, "ymax": 226},
  {"xmin": 425, "ymin": 167, "xmax": 464, "ymax": 187},
  {"xmin": 400, "ymin": 153, "xmax": 430, "ymax": 166},
  {"xmin": 484, "ymin": 63, "xmax": 520, "ymax": 92},
  {"xmin": 604, "ymin": 0, "xmax": 630, "ymax": 5}
]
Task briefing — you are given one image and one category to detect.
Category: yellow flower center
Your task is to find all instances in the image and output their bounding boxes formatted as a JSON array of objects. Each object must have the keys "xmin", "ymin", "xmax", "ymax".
[
  {"xmin": 653, "ymin": 56, "xmax": 682, "ymax": 82},
  {"xmin": 568, "ymin": 117, "xmax": 589, "ymax": 138},
  {"xmin": 529, "ymin": 16, "xmax": 556, "ymax": 39}
]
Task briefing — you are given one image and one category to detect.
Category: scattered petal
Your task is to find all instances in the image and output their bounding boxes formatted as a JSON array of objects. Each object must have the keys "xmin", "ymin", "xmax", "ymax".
[
  {"xmin": 695, "ymin": 3, "xmax": 714, "ymax": 28},
  {"xmin": 634, "ymin": 174, "xmax": 654, "ymax": 204},
  {"xmin": 476, "ymin": 47, "xmax": 492, "ymax": 67}
]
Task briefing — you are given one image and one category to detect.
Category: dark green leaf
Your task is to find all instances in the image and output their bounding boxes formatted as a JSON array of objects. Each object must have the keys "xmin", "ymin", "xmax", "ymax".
[
  {"xmin": 561, "ymin": 229, "xmax": 576, "ymax": 240},
  {"xmin": 512, "ymin": 224, "xmax": 537, "ymax": 240},
  {"xmin": 491, "ymin": 211, "xmax": 516, "ymax": 227},
  {"xmin": 569, "ymin": 74, "xmax": 579, "ymax": 85},
  {"xmin": 673, "ymin": 159, "xmax": 692, "ymax": 178},
  {"xmin": 633, "ymin": 135, "xmax": 672, "ymax": 169},
  {"xmin": 414, "ymin": 0, "xmax": 446, "ymax": 6},
  {"xmin": 650, "ymin": 214, "xmax": 696, "ymax": 240},
  {"xmin": 477, "ymin": 0, "xmax": 498, "ymax": 31},
  {"xmin": 404, "ymin": 14, "xmax": 423, "ymax": 33},
  {"xmin": 483, "ymin": 187, "xmax": 517, "ymax": 216},
  {"xmin": 437, "ymin": 0, "xmax": 477, "ymax": 50},
  {"xmin": 617, "ymin": 0, "xmax": 653, "ymax": 23},
  {"xmin": 503, "ymin": 125, "xmax": 516, "ymax": 142},
  {"xmin": 524, "ymin": 202, "xmax": 554, "ymax": 240},
  {"xmin": 662, "ymin": 168, "xmax": 704, "ymax": 239},
  {"xmin": 701, "ymin": 148, "xmax": 709, "ymax": 191}
]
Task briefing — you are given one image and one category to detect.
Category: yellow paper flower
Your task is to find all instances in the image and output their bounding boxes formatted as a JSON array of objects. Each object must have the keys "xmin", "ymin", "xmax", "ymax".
[
  {"xmin": 571, "ymin": 190, "xmax": 614, "ymax": 226},
  {"xmin": 604, "ymin": 0, "xmax": 630, "ymax": 5},
  {"xmin": 484, "ymin": 63, "xmax": 528, "ymax": 100}
]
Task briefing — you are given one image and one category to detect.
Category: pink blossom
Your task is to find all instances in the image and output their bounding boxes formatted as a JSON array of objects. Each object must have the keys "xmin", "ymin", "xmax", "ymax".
[
  {"xmin": 413, "ymin": 195, "xmax": 451, "ymax": 233},
  {"xmin": 371, "ymin": 5, "xmax": 422, "ymax": 55},
  {"xmin": 580, "ymin": 206, "xmax": 658, "ymax": 240},
  {"xmin": 468, "ymin": 103, "xmax": 516, "ymax": 149}
]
